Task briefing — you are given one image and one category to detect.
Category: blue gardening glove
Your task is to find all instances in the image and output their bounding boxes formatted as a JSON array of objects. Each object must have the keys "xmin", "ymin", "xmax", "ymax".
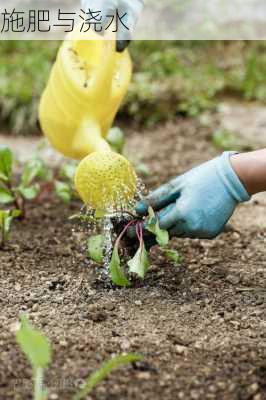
[
  {"xmin": 81, "ymin": 0, "xmax": 144, "ymax": 52},
  {"xmin": 136, "ymin": 152, "xmax": 250, "ymax": 239}
]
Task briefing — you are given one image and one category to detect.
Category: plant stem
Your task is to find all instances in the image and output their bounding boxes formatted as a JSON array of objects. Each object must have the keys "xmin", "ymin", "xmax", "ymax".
[
  {"xmin": 0, "ymin": 226, "xmax": 4, "ymax": 249},
  {"xmin": 6, "ymin": 181, "xmax": 25, "ymax": 218},
  {"xmin": 136, "ymin": 222, "xmax": 143, "ymax": 243},
  {"xmin": 116, "ymin": 220, "xmax": 135, "ymax": 245},
  {"xmin": 34, "ymin": 367, "xmax": 44, "ymax": 400}
]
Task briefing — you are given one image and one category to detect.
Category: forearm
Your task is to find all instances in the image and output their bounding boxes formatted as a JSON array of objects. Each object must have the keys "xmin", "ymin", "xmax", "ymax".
[{"xmin": 231, "ymin": 149, "xmax": 266, "ymax": 195}]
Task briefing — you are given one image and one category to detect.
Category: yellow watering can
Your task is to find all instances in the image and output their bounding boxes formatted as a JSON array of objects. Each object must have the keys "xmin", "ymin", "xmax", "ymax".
[{"xmin": 39, "ymin": 29, "xmax": 137, "ymax": 212}]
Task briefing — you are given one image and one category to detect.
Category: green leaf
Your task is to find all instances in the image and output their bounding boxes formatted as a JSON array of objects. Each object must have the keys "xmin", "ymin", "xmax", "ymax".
[
  {"xmin": 0, "ymin": 187, "xmax": 14, "ymax": 204},
  {"xmin": 0, "ymin": 171, "xmax": 8, "ymax": 182},
  {"xmin": 109, "ymin": 245, "xmax": 130, "ymax": 287},
  {"xmin": 73, "ymin": 354, "xmax": 143, "ymax": 400},
  {"xmin": 0, "ymin": 210, "xmax": 8, "ymax": 229},
  {"xmin": 59, "ymin": 162, "xmax": 77, "ymax": 182},
  {"xmin": 0, "ymin": 210, "xmax": 12, "ymax": 242},
  {"xmin": 212, "ymin": 129, "xmax": 237, "ymax": 151},
  {"xmin": 0, "ymin": 146, "xmax": 13, "ymax": 182},
  {"xmin": 128, "ymin": 242, "xmax": 150, "ymax": 279},
  {"xmin": 0, "ymin": 209, "xmax": 20, "ymax": 244},
  {"xmin": 135, "ymin": 163, "xmax": 150, "ymax": 176},
  {"xmin": 146, "ymin": 207, "xmax": 169, "ymax": 246},
  {"xmin": 18, "ymin": 184, "xmax": 40, "ymax": 200},
  {"xmin": 163, "ymin": 248, "xmax": 182, "ymax": 264},
  {"xmin": 87, "ymin": 235, "xmax": 104, "ymax": 264},
  {"xmin": 106, "ymin": 127, "xmax": 125, "ymax": 154},
  {"xmin": 55, "ymin": 181, "xmax": 71, "ymax": 203},
  {"xmin": 21, "ymin": 158, "xmax": 45, "ymax": 186},
  {"xmin": 16, "ymin": 316, "xmax": 51, "ymax": 369},
  {"xmin": 11, "ymin": 209, "xmax": 22, "ymax": 218}
]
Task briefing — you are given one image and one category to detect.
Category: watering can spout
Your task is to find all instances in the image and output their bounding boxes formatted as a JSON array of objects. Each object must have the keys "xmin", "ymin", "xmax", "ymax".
[
  {"xmin": 73, "ymin": 119, "xmax": 111, "ymax": 156},
  {"xmin": 39, "ymin": 29, "xmax": 137, "ymax": 211}
]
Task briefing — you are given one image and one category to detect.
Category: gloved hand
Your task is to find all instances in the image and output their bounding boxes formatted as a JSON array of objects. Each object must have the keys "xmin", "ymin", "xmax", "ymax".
[
  {"xmin": 81, "ymin": 0, "xmax": 144, "ymax": 52},
  {"xmin": 136, "ymin": 152, "xmax": 251, "ymax": 239}
]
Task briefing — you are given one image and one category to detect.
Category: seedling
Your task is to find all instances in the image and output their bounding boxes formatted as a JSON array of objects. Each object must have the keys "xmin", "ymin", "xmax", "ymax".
[
  {"xmin": 106, "ymin": 127, "xmax": 125, "ymax": 154},
  {"xmin": 73, "ymin": 353, "xmax": 142, "ymax": 400},
  {"xmin": 0, "ymin": 146, "xmax": 78, "ymax": 224},
  {"xmin": 212, "ymin": 129, "xmax": 237, "ymax": 151},
  {"xmin": 55, "ymin": 161, "xmax": 78, "ymax": 204},
  {"xmin": 135, "ymin": 162, "xmax": 151, "ymax": 177},
  {"xmin": 0, "ymin": 209, "xmax": 21, "ymax": 248},
  {"xmin": 127, "ymin": 223, "xmax": 150, "ymax": 279},
  {"xmin": 16, "ymin": 316, "xmax": 142, "ymax": 400},
  {"xmin": 16, "ymin": 316, "xmax": 51, "ymax": 400},
  {"xmin": 162, "ymin": 248, "xmax": 182, "ymax": 266},
  {"xmin": 87, "ymin": 235, "xmax": 104, "ymax": 264},
  {"xmin": 0, "ymin": 145, "xmax": 49, "ymax": 217},
  {"xmin": 146, "ymin": 206, "xmax": 169, "ymax": 246},
  {"xmin": 87, "ymin": 207, "xmax": 170, "ymax": 286}
]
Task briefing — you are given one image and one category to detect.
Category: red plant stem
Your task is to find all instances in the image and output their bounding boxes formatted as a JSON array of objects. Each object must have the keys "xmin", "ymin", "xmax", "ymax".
[
  {"xmin": 116, "ymin": 220, "xmax": 135, "ymax": 245},
  {"xmin": 116, "ymin": 220, "xmax": 145, "ymax": 249},
  {"xmin": 137, "ymin": 222, "xmax": 144, "ymax": 244},
  {"xmin": 135, "ymin": 222, "xmax": 141, "ymax": 243}
]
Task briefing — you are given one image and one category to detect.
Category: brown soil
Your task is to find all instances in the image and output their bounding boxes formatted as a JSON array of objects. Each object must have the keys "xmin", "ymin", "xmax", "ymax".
[{"xmin": 0, "ymin": 118, "xmax": 266, "ymax": 400}]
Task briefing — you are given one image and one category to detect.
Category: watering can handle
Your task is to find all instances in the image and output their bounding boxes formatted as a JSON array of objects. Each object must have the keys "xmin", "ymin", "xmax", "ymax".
[{"xmin": 72, "ymin": 37, "xmax": 117, "ymax": 99}]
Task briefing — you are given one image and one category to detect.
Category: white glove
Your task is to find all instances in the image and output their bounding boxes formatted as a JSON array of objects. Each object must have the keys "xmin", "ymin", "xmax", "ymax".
[{"xmin": 81, "ymin": 0, "xmax": 144, "ymax": 51}]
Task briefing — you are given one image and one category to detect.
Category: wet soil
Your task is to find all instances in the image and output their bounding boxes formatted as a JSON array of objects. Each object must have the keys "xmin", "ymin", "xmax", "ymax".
[{"xmin": 0, "ymin": 118, "xmax": 266, "ymax": 400}]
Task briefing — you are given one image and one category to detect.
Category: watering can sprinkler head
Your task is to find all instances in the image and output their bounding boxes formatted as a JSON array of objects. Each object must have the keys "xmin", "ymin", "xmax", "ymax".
[
  {"xmin": 75, "ymin": 151, "xmax": 137, "ymax": 212},
  {"xmin": 39, "ymin": 28, "xmax": 137, "ymax": 212}
]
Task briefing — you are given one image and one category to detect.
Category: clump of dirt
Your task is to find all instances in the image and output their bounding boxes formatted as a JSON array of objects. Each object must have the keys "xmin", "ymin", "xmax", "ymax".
[{"xmin": 0, "ymin": 118, "xmax": 266, "ymax": 400}]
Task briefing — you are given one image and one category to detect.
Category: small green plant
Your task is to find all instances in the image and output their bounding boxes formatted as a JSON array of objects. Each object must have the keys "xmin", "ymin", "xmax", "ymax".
[
  {"xmin": 146, "ymin": 207, "xmax": 169, "ymax": 246},
  {"xmin": 106, "ymin": 127, "xmax": 125, "ymax": 154},
  {"xmin": 127, "ymin": 223, "xmax": 150, "ymax": 280},
  {"xmin": 212, "ymin": 129, "xmax": 237, "ymax": 150},
  {"xmin": 54, "ymin": 161, "xmax": 78, "ymax": 204},
  {"xmin": 162, "ymin": 248, "xmax": 182, "ymax": 266},
  {"xmin": 135, "ymin": 163, "xmax": 151, "ymax": 177},
  {"xmin": 0, "ymin": 145, "xmax": 78, "ymax": 215},
  {"xmin": 87, "ymin": 207, "xmax": 170, "ymax": 286},
  {"xmin": 0, "ymin": 145, "xmax": 49, "ymax": 217},
  {"xmin": 16, "ymin": 316, "xmax": 142, "ymax": 400},
  {"xmin": 87, "ymin": 235, "xmax": 104, "ymax": 264},
  {"xmin": 73, "ymin": 353, "xmax": 141, "ymax": 400},
  {"xmin": 0, "ymin": 209, "xmax": 21, "ymax": 248},
  {"xmin": 16, "ymin": 316, "xmax": 52, "ymax": 400}
]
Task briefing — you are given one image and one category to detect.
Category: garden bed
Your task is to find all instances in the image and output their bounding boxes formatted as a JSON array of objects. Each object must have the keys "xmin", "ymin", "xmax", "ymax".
[{"xmin": 0, "ymin": 119, "xmax": 265, "ymax": 399}]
